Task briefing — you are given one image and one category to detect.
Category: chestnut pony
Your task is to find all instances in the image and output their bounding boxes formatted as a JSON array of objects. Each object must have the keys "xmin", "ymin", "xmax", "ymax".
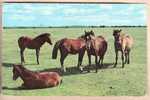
[
  {"xmin": 84, "ymin": 30, "xmax": 108, "ymax": 72},
  {"xmin": 12, "ymin": 64, "xmax": 62, "ymax": 89},
  {"xmin": 52, "ymin": 37, "xmax": 87, "ymax": 72},
  {"xmin": 18, "ymin": 33, "xmax": 52, "ymax": 64},
  {"xmin": 113, "ymin": 29, "xmax": 133, "ymax": 68}
]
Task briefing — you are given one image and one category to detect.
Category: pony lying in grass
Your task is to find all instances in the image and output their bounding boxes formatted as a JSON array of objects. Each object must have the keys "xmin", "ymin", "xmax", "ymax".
[
  {"xmin": 12, "ymin": 64, "xmax": 62, "ymax": 89},
  {"xmin": 113, "ymin": 29, "xmax": 133, "ymax": 68},
  {"xmin": 84, "ymin": 30, "xmax": 108, "ymax": 72},
  {"xmin": 18, "ymin": 33, "xmax": 53, "ymax": 64}
]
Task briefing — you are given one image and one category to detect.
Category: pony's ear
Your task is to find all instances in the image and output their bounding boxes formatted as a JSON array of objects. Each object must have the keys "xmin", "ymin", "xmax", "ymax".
[
  {"xmin": 84, "ymin": 30, "xmax": 86, "ymax": 33},
  {"xmin": 119, "ymin": 29, "xmax": 122, "ymax": 32}
]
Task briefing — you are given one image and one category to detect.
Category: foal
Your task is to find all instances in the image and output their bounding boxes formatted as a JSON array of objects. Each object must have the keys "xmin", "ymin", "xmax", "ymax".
[
  {"xmin": 113, "ymin": 29, "xmax": 133, "ymax": 68},
  {"xmin": 84, "ymin": 30, "xmax": 107, "ymax": 72},
  {"xmin": 18, "ymin": 33, "xmax": 52, "ymax": 64},
  {"xmin": 12, "ymin": 64, "xmax": 62, "ymax": 89}
]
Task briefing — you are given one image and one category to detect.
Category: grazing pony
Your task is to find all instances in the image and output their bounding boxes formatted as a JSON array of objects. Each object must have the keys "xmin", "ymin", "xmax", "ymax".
[
  {"xmin": 18, "ymin": 33, "xmax": 52, "ymax": 64},
  {"xmin": 84, "ymin": 30, "xmax": 108, "ymax": 72},
  {"xmin": 52, "ymin": 37, "xmax": 87, "ymax": 72},
  {"xmin": 12, "ymin": 64, "xmax": 62, "ymax": 89},
  {"xmin": 113, "ymin": 29, "xmax": 133, "ymax": 68}
]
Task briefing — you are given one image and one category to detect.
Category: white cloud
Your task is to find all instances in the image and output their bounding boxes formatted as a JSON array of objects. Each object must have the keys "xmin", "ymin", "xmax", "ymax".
[
  {"xmin": 100, "ymin": 4, "xmax": 112, "ymax": 10},
  {"xmin": 10, "ymin": 14, "xmax": 35, "ymax": 20},
  {"xmin": 63, "ymin": 8, "xmax": 99, "ymax": 16}
]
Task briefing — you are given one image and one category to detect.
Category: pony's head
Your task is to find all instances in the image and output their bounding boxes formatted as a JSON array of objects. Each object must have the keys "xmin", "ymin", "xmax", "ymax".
[
  {"xmin": 113, "ymin": 29, "xmax": 122, "ymax": 41},
  {"xmin": 84, "ymin": 30, "xmax": 95, "ymax": 37},
  {"xmin": 83, "ymin": 30, "xmax": 95, "ymax": 50},
  {"xmin": 44, "ymin": 33, "xmax": 53, "ymax": 45},
  {"xmin": 12, "ymin": 64, "xmax": 22, "ymax": 80}
]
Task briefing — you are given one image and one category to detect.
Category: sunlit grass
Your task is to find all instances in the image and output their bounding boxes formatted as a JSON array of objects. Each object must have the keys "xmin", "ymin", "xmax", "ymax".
[{"xmin": 2, "ymin": 27, "xmax": 146, "ymax": 96}]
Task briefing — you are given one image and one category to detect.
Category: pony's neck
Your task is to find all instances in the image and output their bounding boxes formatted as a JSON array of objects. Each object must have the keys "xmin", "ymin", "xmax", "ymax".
[
  {"xmin": 18, "ymin": 67, "xmax": 35, "ymax": 82},
  {"xmin": 34, "ymin": 37, "xmax": 46, "ymax": 47}
]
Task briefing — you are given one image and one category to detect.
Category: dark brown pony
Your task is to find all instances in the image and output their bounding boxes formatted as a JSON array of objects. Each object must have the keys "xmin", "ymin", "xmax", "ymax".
[
  {"xmin": 84, "ymin": 30, "xmax": 108, "ymax": 72},
  {"xmin": 113, "ymin": 29, "xmax": 133, "ymax": 68},
  {"xmin": 52, "ymin": 37, "xmax": 87, "ymax": 72},
  {"xmin": 12, "ymin": 64, "xmax": 62, "ymax": 89},
  {"xmin": 18, "ymin": 33, "xmax": 52, "ymax": 64}
]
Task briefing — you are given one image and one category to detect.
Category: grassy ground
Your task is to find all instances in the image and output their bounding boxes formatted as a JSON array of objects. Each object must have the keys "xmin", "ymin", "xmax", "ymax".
[{"xmin": 2, "ymin": 27, "xmax": 146, "ymax": 96}]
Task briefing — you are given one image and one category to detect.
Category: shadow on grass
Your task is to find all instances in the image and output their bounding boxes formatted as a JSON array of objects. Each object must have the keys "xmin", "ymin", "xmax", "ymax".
[
  {"xmin": 2, "ymin": 62, "xmax": 39, "ymax": 68},
  {"xmin": 2, "ymin": 86, "xmax": 54, "ymax": 90},
  {"xmin": 39, "ymin": 62, "xmax": 115, "ymax": 76},
  {"xmin": 2, "ymin": 62, "xmax": 13, "ymax": 67}
]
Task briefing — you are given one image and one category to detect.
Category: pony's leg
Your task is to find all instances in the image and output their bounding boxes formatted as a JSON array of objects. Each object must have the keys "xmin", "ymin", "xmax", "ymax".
[
  {"xmin": 87, "ymin": 52, "xmax": 91, "ymax": 66},
  {"xmin": 121, "ymin": 51, "xmax": 125, "ymax": 68},
  {"xmin": 20, "ymin": 48, "xmax": 25, "ymax": 64},
  {"xmin": 36, "ymin": 49, "xmax": 40, "ymax": 64},
  {"xmin": 99, "ymin": 56, "xmax": 104, "ymax": 68},
  {"xmin": 127, "ymin": 50, "xmax": 130, "ymax": 64},
  {"xmin": 125, "ymin": 52, "xmax": 128, "ymax": 64},
  {"xmin": 114, "ymin": 50, "xmax": 118, "ymax": 67},
  {"xmin": 87, "ymin": 52, "xmax": 91, "ymax": 72},
  {"xmin": 77, "ymin": 51, "xmax": 85, "ymax": 72},
  {"xmin": 95, "ymin": 56, "xmax": 98, "ymax": 73},
  {"xmin": 60, "ymin": 52, "xmax": 68, "ymax": 73}
]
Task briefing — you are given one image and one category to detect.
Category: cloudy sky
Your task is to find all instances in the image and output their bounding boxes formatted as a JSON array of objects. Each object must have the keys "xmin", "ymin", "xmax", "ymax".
[{"xmin": 3, "ymin": 3, "xmax": 146, "ymax": 27}]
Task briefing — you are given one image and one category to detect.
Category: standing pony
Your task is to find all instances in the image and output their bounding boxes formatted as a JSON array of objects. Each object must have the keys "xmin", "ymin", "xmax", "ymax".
[
  {"xmin": 84, "ymin": 30, "xmax": 108, "ymax": 72},
  {"xmin": 113, "ymin": 29, "xmax": 133, "ymax": 68},
  {"xmin": 52, "ymin": 37, "xmax": 87, "ymax": 72},
  {"xmin": 12, "ymin": 64, "xmax": 62, "ymax": 89},
  {"xmin": 18, "ymin": 33, "xmax": 52, "ymax": 64}
]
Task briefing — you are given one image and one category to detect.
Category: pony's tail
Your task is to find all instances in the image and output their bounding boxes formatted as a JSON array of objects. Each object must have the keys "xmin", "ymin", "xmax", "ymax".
[
  {"xmin": 52, "ymin": 39, "xmax": 65, "ymax": 59},
  {"xmin": 18, "ymin": 36, "xmax": 24, "ymax": 49}
]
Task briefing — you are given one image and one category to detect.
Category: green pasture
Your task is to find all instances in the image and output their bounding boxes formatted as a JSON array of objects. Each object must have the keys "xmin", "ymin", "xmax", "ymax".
[{"xmin": 2, "ymin": 27, "xmax": 147, "ymax": 96}]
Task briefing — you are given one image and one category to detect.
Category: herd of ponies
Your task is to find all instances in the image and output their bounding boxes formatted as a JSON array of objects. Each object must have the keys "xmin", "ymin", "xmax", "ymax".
[{"xmin": 12, "ymin": 29, "xmax": 133, "ymax": 89}]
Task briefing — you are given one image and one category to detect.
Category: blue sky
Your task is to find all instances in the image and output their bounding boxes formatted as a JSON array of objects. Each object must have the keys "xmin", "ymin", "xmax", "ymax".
[{"xmin": 3, "ymin": 3, "xmax": 146, "ymax": 27}]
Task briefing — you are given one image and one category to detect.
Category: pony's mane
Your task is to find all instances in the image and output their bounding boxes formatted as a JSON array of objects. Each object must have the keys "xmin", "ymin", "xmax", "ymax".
[
  {"xmin": 35, "ymin": 33, "xmax": 50, "ymax": 38},
  {"xmin": 97, "ymin": 35, "xmax": 104, "ymax": 39},
  {"xmin": 15, "ymin": 65, "xmax": 35, "ymax": 73},
  {"xmin": 78, "ymin": 34, "xmax": 85, "ymax": 39}
]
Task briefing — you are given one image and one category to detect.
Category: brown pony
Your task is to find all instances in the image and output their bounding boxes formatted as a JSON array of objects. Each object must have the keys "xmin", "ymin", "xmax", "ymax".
[
  {"xmin": 113, "ymin": 29, "xmax": 133, "ymax": 68},
  {"xmin": 12, "ymin": 64, "xmax": 62, "ymax": 89},
  {"xmin": 52, "ymin": 37, "xmax": 87, "ymax": 72},
  {"xmin": 18, "ymin": 33, "xmax": 52, "ymax": 64},
  {"xmin": 84, "ymin": 30, "xmax": 108, "ymax": 72}
]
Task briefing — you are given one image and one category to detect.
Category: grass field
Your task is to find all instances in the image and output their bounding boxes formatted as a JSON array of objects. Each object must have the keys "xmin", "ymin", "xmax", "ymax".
[{"xmin": 2, "ymin": 27, "xmax": 147, "ymax": 96}]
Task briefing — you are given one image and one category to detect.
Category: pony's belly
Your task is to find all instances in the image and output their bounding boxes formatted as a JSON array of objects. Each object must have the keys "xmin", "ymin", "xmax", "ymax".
[
  {"xmin": 87, "ymin": 49, "xmax": 96, "ymax": 55},
  {"xmin": 69, "ymin": 50, "xmax": 79, "ymax": 54},
  {"xmin": 24, "ymin": 79, "xmax": 54, "ymax": 88},
  {"xmin": 26, "ymin": 44, "xmax": 38, "ymax": 49}
]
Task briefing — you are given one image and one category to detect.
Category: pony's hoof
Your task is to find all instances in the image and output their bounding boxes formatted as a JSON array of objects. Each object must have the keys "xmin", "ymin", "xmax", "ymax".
[
  {"xmin": 113, "ymin": 64, "xmax": 117, "ymax": 68},
  {"xmin": 61, "ymin": 68, "xmax": 66, "ymax": 73},
  {"xmin": 79, "ymin": 67, "xmax": 84, "ymax": 73},
  {"xmin": 21, "ymin": 63, "xmax": 25, "ymax": 66},
  {"xmin": 87, "ymin": 70, "xmax": 90, "ymax": 73},
  {"xmin": 95, "ymin": 70, "xmax": 98, "ymax": 73}
]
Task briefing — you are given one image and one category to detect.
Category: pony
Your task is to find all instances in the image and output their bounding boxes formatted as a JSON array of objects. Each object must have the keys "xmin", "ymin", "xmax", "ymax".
[
  {"xmin": 113, "ymin": 29, "xmax": 133, "ymax": 68},
  {"xmin": 12, "ymin": 64, "xmax": 62, "ymax": 89},
  {"xmin": 84, "ymin": 30, "xmax": 108, "ymax": 72},
  {"xmin": 52, "ymin": 37, "xmax": 87, "ymax": 73},
  {"xmin": 18, "ymin": 33, "xmax": 52, "ymax": 64}
]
